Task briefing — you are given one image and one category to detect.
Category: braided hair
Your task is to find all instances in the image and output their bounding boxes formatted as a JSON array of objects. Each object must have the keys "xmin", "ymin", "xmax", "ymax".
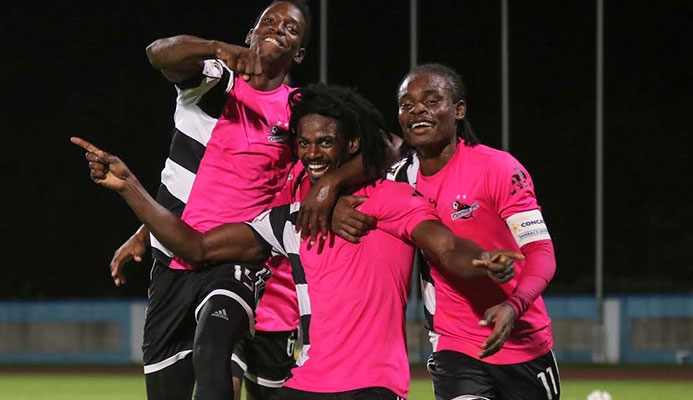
[{"xmin": 288, "ymin": 83, "xmax": 388, "ymax": 176}]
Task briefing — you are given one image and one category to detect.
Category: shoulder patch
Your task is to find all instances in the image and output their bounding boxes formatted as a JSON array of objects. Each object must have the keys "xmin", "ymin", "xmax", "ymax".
[{"xmin": 202, "ymin": 59, "xmax": 224, "ymax": 79}]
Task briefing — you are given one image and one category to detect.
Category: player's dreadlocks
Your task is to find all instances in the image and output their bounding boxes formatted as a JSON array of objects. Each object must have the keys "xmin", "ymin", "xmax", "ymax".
[
  {"xmin": 254, "ymin": 0, "xmax": 312, "ymax": 47},
  {"xmin": 401, "ymin": 63, "xmax": 480, "ymax": 146},
  {"xmin": 288, "ymin": 83, "xmax": 389, "ymax": 177}
]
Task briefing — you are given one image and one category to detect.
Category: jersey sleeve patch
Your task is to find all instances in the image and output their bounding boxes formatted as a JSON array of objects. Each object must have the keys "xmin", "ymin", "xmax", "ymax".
[
  {"xmin": 505, "ymin": 209, "xmax": 551, "ymax": 247},
  {"xmin": 202, "ymin": 59, "xmax": 224, "ymax": 79}
]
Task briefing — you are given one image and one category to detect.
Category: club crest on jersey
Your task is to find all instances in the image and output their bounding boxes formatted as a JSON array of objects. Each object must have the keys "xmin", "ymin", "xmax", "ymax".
[
  {"xmin": 510, "ymin": 167, "xmax": 530, "ymax": 195},
  {"xmin": 451, "ymin": 201, "xmax": 479, "ymax": 220},
  {"xmin": 268, "ymin": 121, "xmax": 290, "ymax": 143}
]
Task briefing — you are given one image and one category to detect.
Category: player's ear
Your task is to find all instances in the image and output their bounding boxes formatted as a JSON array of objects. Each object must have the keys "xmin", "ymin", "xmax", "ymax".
[
  {"xmin": 455, "ymin": 100, "xmax": 466, "ymax": 121},
  {"xmin": 293, "ymin": 47, "xmax": 306, "ymax": 64},
  {"xmin": 348, "ymin": 138, "xmax": 360, "ymax": 155},
  {"xmin": 245, "ymin": 29, "xmax": 253, "ymax": 46}
]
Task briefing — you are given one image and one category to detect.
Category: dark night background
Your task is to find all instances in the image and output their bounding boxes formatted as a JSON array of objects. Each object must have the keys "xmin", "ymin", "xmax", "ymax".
[{"xmin": 2, "ymin": 1, "xmax": 691, "ymax": 299}]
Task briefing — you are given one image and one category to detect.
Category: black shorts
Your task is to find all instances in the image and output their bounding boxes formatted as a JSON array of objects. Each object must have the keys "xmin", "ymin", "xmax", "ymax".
[
  {"xmin": 231, "ymin": 328, "xmax": 298, "ymax": 388},
  {"xmin": 427, "ymin": 349, "xmax": 560, "ymax": 400},
  {"xmin": 142, "ymin": 260, "xmax": 270, "ymax": 374},
  {"xmin": 279, "ymin": 386, "xmax": 404, "ymax": 400}
]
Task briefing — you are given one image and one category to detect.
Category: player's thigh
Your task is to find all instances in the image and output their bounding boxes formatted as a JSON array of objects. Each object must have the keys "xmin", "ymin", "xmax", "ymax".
[
  {"xmin": 489, "ymin": 350, "xmax": 561, "ymax": 400},
  {"xmin": 145, "ymin": 356, "xmax": 196, "ymax": 400},
  {"xmin": 427, "ymin": 350, "xmax": 495, "ymax": 400},
  {"xmin": 239, "ymin": 329, "xmax": 298, "ymax": 399},
  {"xmin": 142, "ymin": 261, "xmax": 198, "ymax": 374}
]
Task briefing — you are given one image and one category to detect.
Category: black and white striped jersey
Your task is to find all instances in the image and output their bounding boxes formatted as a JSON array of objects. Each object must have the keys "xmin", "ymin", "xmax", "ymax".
[
  {"xmin": 386, "ymin": 154, "xmax": 437, "ymax": 332},
  {"xmin": 243, "ymin": 202, "xmax": 308, "ymax": 355},
  {"xmin": 151, "ymin": 59, "xmax": 234, "ymax": 265}
]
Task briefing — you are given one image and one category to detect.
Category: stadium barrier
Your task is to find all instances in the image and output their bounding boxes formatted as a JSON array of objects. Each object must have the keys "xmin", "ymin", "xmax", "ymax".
[{"xmin": 0, "ymin": 296, "xmax": 691, "ymax": 365}]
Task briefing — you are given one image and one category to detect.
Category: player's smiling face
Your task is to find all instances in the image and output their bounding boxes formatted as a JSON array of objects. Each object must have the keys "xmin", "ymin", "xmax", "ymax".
[
  {"xmin": 246, "ymin": 2, "xmax": 306, "ymax": 66},
  {"xmin": 397, "ymin": 73, "xmax": 465, "ymax": 152},
  {"xmin": 296, "ymin": 114, "xmax": 360, "ymax": 184}
]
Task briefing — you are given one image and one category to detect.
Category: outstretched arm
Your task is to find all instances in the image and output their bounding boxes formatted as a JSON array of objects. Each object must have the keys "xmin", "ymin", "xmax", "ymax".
[
  {"xmin": 71, "ymin": 137, "xmax": 269, "ymax": 267},
  {"xmin": 146, "ymin": 35, "xmax": 262, "ymax": 83},
  {"xmin": 411, "ymin": 220, "xmax": 523, "ymax": 282}
]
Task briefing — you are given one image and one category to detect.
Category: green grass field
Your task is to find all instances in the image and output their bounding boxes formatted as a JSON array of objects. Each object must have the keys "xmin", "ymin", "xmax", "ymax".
[{"xmin": 0, "ymin": 375, "xmax": 691, "ymax": 400}]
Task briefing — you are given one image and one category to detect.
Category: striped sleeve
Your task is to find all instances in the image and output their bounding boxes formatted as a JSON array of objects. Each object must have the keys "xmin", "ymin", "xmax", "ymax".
[
  {"xmin": 175, "ymin": 59, "xmax": 234, "ymax": 116},
  {"xmin": 151, "ymin": 60, "xmax": 233, "ymax": 263},
  {"xmin": 245, "ymin": 202, "xmax": 301, "ymax": 259},
  {"xmin": 246, "ymin": 202, "xmax": 313, "ymax": 363}
]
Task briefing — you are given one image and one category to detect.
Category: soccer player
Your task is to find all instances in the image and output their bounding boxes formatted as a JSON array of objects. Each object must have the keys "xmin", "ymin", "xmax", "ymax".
[
  {"xmin": 72, "ymin": 83, "xmax": 521, "ymax": 400},
  {"xmin": 391, "ymin": 63, "xmax": 560, "ymax": 400},
  {"xmin": 102, "ymin": 2, "xmax": 321, "ymax": 399}
]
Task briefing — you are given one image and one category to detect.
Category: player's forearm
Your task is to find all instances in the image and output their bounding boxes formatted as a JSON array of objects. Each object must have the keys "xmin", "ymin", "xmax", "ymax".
[
  {"xmin": 504, "ymin": 240, "xmax": 556, "ymax": 317},
  {"xmin": 146, "ymin": 35, "xmax": 218, "ymax": 82},
  {"xmin": 120, "ymin": 178, "xmax": 268, "ymax": 266},
  {"xmin": 439, "ymin": 236, "xmax": 489, "ymax": 279},
  {"xmin": 413, "ymin": 220, "xmax": 487, "ymax": 279},
  {"xmin": 119, "ymin": 176, "xmax": 210, "ymax": 265}
]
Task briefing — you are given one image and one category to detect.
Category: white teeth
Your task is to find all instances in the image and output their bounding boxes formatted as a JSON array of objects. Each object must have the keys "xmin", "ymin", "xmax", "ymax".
[
  {"xmin": 412, "ymin": 121, "xmax": 433, "ymax": 129},
  {"xmin": 264, "ymin": 37, "xmax": 281, "ymax": 46},
  {"xmin": 307, "ymin": 164, "xmax": 328, "ymax": 171}
]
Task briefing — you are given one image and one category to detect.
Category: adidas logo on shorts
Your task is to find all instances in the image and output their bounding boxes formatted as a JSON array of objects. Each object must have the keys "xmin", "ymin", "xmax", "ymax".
[{"xmin": 211, "ymin": 309, "xmax": 229, "ymax": 321}]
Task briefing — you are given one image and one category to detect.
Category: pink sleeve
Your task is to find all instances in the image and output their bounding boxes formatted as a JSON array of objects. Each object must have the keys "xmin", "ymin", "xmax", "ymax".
[
  {"xmin": 486, "ymin": 153, "xmax": 540, "ymax": 219},
  {"xmin": 504, "ymin": 239, "xmax": 556, "ymax": 318},
  {"xmin": 358, "ymin": 181, "xmax": 439, "ymax": 242}
]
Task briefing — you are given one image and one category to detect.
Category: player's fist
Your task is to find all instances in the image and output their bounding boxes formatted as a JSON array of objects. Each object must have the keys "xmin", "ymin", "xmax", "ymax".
[
  {"xmin": 71, "ymin": 137, "xmax": 132, "ymax": 191},
  {"xmin": 215, "ymin": 43, "xmax": 262, "ymax": 81}
]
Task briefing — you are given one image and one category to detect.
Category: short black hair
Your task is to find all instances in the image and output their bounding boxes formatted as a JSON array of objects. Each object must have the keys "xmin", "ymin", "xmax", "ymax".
[
  {"xmin": 288, "ymin": 83, "xmax": 388, "ymax": 176},
  {"xmin": 401, "ymin": 63, "xmax": 480, "ymax": 146},
  {"xmin": 253, "ymin": 0, "xmax": 312, "ymax": 47}
]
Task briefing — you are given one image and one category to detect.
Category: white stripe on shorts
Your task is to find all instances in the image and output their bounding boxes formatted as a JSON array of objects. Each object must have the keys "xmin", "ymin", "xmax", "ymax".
[
  {"xmin": 143, "ymin": 349, "xmax": 193, "ymax": 374},
  {"xmin": 243, "ymin": 371, "xmax": 287, "ymax": 388},
  {"xmin": 195, "ymin": 289, "xmax": 255, "ymax": 335}
]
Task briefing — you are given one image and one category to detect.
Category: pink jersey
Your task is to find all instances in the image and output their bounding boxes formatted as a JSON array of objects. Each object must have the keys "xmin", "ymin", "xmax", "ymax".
[
  {"xmin": 169, "ymin": 76, "xmax": 293, "ymax": 271},
  {"xmin": 254, "ymin": 163, "xmax": 310, "ymax": 331},
  {"xmin": 413, "ymin": 142, "xmax": 553, "ymax": 364},
  {"xmin": 249, "ymin": 179, "xmax": 439, "ymax": 397}
]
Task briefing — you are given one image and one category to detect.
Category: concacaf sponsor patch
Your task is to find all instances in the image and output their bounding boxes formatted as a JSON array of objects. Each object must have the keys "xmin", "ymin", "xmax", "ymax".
[{"xmin": 505, "ymin": 209, "xmax": 551, "ymax": 247}]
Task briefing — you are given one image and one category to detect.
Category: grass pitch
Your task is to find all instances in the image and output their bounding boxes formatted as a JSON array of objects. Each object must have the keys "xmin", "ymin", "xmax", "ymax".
[{"xmin": 1, "ymin": 375, "xmax": 692, "ymax": 400}]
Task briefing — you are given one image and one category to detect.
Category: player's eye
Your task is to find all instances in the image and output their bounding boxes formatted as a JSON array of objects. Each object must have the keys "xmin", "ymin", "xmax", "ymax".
[
  {"xmin": 425, "ymin": 99, "xmax": 439, "ymax": 106},
  {"xmin": 263, "ymin": 17, "xmax": 273, "ymax": 24},
  {"xmin": 399, "ymin": 102, "xmax": 413, "ymax": 110},
  {"xmin": 287, "ymin": 25, "xmax": 298, "ymax": 35}
]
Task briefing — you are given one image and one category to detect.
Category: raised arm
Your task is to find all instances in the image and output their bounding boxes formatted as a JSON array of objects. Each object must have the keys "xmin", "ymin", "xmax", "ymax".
[
  {"xmin": 146, "ymin": 35, "xmax": 262, "ymax": 83},
  {"xmin": 411, "ymin": 220, "xmax": 523, "ymax": 282},
  {"xmin": 71, "ymin": 137, "xmax": 269, "ymax": 267}
]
